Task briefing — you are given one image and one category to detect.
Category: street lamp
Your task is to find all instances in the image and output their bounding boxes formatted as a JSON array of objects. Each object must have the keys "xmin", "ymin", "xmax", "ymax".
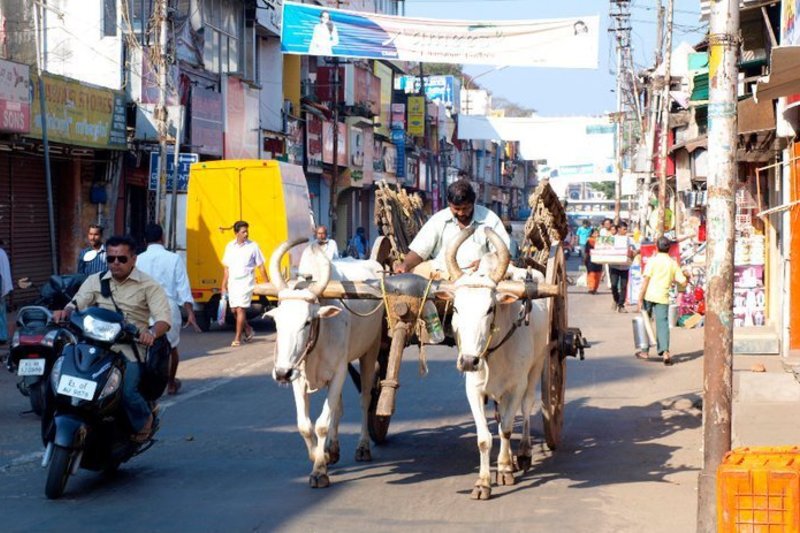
[{"xmin": 463, "ymin": 65, "xmax": 509, "ymax": 115}]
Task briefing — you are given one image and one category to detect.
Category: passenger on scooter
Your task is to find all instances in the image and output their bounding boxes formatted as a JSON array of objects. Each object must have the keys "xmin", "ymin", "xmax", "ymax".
[{"xmin": 53, "ymin": 235, "xmax": 172, "ymax": 442}]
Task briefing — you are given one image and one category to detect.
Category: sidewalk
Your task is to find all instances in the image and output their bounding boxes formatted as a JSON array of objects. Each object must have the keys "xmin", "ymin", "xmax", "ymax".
[{"xmin": 570, "ymin": 262, "xmax": 800, "ymax": 450}]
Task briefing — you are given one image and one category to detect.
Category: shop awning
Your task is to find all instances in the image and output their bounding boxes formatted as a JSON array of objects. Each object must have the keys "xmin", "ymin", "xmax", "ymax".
[
  {"xmin": 670, "ymin": 134, "xmax": 708, "ymax": 154},
  {"xmin": 755, "ymin": 46, "xmax": 800, "ymax": 102}
]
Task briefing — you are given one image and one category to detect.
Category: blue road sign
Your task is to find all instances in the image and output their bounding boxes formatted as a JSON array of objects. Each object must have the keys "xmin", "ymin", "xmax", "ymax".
[{"xmin": 148, "ymin": 152, "xmax": 199, "ymax": 193}]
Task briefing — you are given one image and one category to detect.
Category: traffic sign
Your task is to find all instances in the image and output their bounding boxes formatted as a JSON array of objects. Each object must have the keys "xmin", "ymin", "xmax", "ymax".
[{"xmin": 148, "ymin": 152, "xmax": 199, "ymax": 193}]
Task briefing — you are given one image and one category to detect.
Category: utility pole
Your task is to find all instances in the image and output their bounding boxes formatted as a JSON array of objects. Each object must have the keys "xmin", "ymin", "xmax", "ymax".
[
  {"xmin": 697, "ymin": 1, "xmax": 739, "ymax": 530},
  {"xmin": 644, "ymin": 1, "xmax": 665, "ymax": 235},
  {"xmin": 655, "ymin": 0, "xmax": 674, "ymax": 236},
  {"xmin": 32, "ymin": 0, "xmax": 57, "ymax": 275},
  {"xmin": 328, "ymin": 0, "xmax": 342, "ymax": 239},
  {"xmin": 155, "ymin": 0, "xmax": 170, "ymax": 227},
  {"xmin": 611, "ymin": 1, "xmax": 632, "ymax": 224}
]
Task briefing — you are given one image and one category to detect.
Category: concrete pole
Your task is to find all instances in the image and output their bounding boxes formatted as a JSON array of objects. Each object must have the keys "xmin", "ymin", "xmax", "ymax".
[
  {"xmin": 615, "ymin": 40, "xmax": 623, "ymax": 224},
  {"xmin": 656, "ymin": 0, "xmax": 674, "ymax": 236},
  {"xmin": 155, "ymin": 0, "xmax": 170, "ymax": 227},
  {"xmin": 643, "ymin": 2, "xmax": 664, "ymax": 236},
  {"xmin": 696, "ymin": 1, "xmax": 739, "ymax": 530}
]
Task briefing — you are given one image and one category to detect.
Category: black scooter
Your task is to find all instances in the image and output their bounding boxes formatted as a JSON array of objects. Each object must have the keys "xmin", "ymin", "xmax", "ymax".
[
  {"xmin": 41, "ymin": 306, "xmax": 168, "ymax": 499},
  {"xmin": 6, "ymin": 274, "xmax": 85, "ymax": 415}
]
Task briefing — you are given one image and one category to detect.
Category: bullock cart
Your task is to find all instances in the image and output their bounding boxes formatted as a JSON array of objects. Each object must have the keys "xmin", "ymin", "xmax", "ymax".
[{"xmin": 254, "ymin": 180, "xmax": 585, "ymax": 449}]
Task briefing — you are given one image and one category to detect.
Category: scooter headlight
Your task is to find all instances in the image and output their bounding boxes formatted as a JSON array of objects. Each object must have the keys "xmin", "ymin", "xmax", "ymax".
[
  {"xmin": 50, "ymin": 356, "xmax": 64, "ymax": 391},
  {"xmin": 98, "ymin": 367, "xmax": 122, "ymax": 400},
  {"xmin": 82, "ymin": 314, "xmax": 122, "ymax": 343}
]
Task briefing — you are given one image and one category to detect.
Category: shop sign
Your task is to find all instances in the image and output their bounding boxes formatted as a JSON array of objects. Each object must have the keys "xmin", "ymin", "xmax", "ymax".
[
  {"xmin": 391, "ymin": 103, "xmax": 406, "ymax": 130},
  {"xmin": 30, "ymin": 72, "xmax": 127, "ymax": 149},
  {"xmin": 349, "ymin": 125, "xmax": 364, "ymax": 182},
  {"xmin": 407, "ymin": 96, "xmax": 425, "ymax": 136},
  {"xmin": 373, "ymin": 62, "xmax": 392, "ymax": 137},
  {"xmin": 224, "ymin": 76, "xmax": 260, "ymax": 159},
  {"xmin": 382, "ymin": 141, "xmax": 397, "ymax": 177},
  {"xmin": 0, "ymin": 59, "xmax": 30, "ymax": 134},
  {"xmin": 306, "ymin": 115, "xmax": 324, "ymax": 173},
  {"xmin": 322, "ymin": 121, "xmax": 347, "ymax": 166},
  {"xmin": 286, "ymin": 117, "xmax": 304, "ymax": 166},
  {"xmin": 191, "ymin": 86, "xmax": 223, "ymax": 157},
  {"xmin": 418, "ymin": 160, "xmax": 427, "ymax": 190},
  {"xmin": 391, "ymin": 128, "xmax": 405, "ymax": 179}
]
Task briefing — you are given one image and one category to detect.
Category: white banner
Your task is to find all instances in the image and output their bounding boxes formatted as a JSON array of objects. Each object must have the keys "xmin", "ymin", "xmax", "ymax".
[{"xmin": 281, "ymin": 1, "xmax": 599, "ymax": 68}]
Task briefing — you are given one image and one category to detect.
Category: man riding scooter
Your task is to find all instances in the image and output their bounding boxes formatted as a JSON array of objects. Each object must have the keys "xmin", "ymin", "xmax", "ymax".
[{"xmin": 54, "ymin": 235, "xmax": 172, "ymax": 442}]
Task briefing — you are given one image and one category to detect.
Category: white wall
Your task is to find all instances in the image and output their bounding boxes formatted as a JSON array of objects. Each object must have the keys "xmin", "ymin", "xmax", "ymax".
[
  {"xmin": 258, "ymin": 37, "xmax": 284, "ymax": 133},
  {"xmin": 45, "ymin": 0, "xmax": 124, "ymax": 89}
]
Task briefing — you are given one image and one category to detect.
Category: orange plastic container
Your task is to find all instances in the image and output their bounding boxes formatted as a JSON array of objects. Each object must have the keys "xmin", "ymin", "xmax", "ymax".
[{"xmin": 717, "ymin": 446, "xmax": 800, "ymax": 532}]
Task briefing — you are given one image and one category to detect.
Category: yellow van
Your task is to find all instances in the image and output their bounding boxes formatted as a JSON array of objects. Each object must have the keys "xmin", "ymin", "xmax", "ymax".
[{"xmin": 185, "ymin": 160, "xmax": 314, "ymax": 330}]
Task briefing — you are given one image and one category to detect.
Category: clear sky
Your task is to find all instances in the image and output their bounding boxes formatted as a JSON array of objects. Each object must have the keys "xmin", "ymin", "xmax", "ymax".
[{"xmin": 403, "ymin": 0, "xmax": 705, "ymax": 117}]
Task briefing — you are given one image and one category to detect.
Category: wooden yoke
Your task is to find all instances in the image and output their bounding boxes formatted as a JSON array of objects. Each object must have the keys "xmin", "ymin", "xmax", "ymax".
[{"xmin": 254, "ymin": 279, "xmax": 561, "ymax": 301}]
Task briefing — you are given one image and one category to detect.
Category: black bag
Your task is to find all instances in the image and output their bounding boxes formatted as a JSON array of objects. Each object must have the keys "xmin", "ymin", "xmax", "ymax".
[{"xmin": 139, "ymin": 336, "xmax": 170, "ymax": 401}]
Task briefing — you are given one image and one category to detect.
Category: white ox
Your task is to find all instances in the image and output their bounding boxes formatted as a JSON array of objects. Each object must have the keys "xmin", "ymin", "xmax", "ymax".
[
  {"xmin": 265, "ymin": 240, "xmax": 384, "ymax": 488},
  {"xmin": 435, "ymin": 227, "xmax": 549, "ymax": 500}
]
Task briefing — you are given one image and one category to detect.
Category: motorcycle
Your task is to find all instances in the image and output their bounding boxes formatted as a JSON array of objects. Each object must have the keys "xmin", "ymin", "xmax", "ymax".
[
  {"xmin": 5, "ymin": 274, "xmax": 85, "ymax": 415},
  {"xmin": 41, "ymin": 306, "xmax": 167, "ymax": 499}
]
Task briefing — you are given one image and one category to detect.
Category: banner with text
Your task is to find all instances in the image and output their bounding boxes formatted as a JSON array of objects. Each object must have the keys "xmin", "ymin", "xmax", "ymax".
[{"xmin": 281, "ymin": 1, "xmax": 599, "ymax": 68}]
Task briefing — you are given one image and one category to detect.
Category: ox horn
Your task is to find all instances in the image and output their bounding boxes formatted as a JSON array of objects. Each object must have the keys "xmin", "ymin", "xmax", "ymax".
[
  {"xmin": 306, "ymin": 242, "xmax": 332, "ymax": 299},
  {"xmin": 485, "ymin": 227, "xmax": 511, "ymax": 284},
  {"xmin": 445, "ymin": 226, "xmax": 476, "ymax": 281},
  {"xmin": 268, "ymin": 238, "xmax": 307, "ymax": 291}
]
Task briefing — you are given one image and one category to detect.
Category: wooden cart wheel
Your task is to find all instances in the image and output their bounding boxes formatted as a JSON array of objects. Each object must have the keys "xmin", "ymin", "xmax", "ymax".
[
  {"xmin": 368, "ymin": 328, "xmax": 392, "ymax": 444},
  {"xmin": 542, "ymin": 242, "xmax": 568, "ymax": 450}
]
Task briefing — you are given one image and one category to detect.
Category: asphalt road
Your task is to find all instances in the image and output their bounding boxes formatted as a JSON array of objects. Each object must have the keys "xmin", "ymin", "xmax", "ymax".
[{"xmin": 0, "ymin": 259, "xmax": 705, "ymax": 532}]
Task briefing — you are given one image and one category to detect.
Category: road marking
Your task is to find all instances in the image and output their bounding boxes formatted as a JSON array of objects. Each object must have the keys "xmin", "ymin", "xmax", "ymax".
[{"xmin": 0, "ymin": 356, "xmax": 270, "ymax": 472}]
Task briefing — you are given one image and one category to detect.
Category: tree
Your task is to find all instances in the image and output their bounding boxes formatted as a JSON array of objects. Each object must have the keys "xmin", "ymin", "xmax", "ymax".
[
  {"xmin": 492, "ymin": 96, "xmax": 536, "ymax": 117},
  {"xmin": 588, "ymin": 182, "xmax": 617, "ymax": 199}
]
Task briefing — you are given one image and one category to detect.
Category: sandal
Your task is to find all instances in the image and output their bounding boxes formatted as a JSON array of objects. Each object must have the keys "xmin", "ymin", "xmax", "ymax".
[
  {"xmin": 131, "ymin": 415, "xmax": 154, "ymax": 443},
  {"xmin": 243, "ymin": 331, "xmax": 254, "ymax": 343},
  {"xmin": 635, "ymin": 352, "xmax": 648, "ymax": 360},
  {"xmin": 663, "ymin": 357, "xmax": 674, "ymax": 366},
  {"xmin": 231, "ymin": 340, "xmax": 241, "ymax": 347},
  {"xmin": 167, "ymin": 378, "xmax": 182, "ymax": 395}
]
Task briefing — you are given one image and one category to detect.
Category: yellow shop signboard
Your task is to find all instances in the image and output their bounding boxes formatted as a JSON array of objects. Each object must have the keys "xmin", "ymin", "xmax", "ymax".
[{"xmin": 29, "ymin": 72, "xmax": 127, "ymax": 149}]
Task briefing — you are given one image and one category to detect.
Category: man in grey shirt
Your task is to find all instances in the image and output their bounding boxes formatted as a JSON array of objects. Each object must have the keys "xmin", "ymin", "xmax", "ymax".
[{"xmin": 395, "ymin": 180, "xmax": 509, "ymax": 277}]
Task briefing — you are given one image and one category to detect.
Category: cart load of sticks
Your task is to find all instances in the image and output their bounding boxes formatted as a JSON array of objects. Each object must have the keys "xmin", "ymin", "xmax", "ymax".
[
  {"xmin": 520, "ymin": 179, "xmax": 570, "ymax": 268},
  {"xmin": 374, "ymin": 180, "xmax": 428, "ymax": 266}
]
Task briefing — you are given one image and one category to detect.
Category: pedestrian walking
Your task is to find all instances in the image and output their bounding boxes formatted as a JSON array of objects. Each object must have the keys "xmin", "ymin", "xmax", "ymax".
[
  {"xmin": 505, "ymin": 223, "xmax": 520, "ymax": 261},
  {"xmin": 136, "ymin": 224, "xmax": 201, "ymax": 395},
  {"xmin": 221, "ymin": 220, "xmax": 268, "ymax": 347},
  {"xmin": 575, "ymin": 219, "xmax": 592, "ymax": 257},
  {"xmin": 77, "ymin": 224, "xmax": 107, "ymax": 275},
  {"xmin": 0, "ymin": 242, "xmax": 12, "ymax": 343},
  {"xmin": 346, "ymin": 226, "xmax": 368, "ymax": 259},
  {"xmin": 608, "ymin": 222, "xmax": 637, "ymax": 312},
  {"xmin": 584, "ymin": 229, "xmax": 603, "ymax": 294},
  {"xmin": 636, "ymin": 236, "xmax": 690, "ymax": 365}
]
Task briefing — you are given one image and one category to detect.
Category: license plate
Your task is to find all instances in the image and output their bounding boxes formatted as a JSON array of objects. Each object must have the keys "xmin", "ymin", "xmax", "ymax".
[
  {"xmin": 57, "ymin": 375, "xmax": 97, "ymax": 401},
  {"xmin": 17, "ymin": 358, "xmax": 45, "ymax": 376}
]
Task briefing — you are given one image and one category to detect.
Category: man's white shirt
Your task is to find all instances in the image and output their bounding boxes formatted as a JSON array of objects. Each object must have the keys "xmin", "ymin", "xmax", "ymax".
[
  {"xmin": 222, "ymin": 239, "xmax": 266, "ymax": 280},
  {"xmin": 409, "ymin": 204, "xmax": 510, "ymax": 271},
  {"xmin": 136, "ymin": 244, "xmax": 193, "ymax": 306},
  {"xmin": 319, "ymin": 239, "xmax": 339, "ymax": 261}
]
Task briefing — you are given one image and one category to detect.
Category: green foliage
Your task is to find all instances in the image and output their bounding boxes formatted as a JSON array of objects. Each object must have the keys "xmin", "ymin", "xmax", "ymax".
[{"xmin": 589, "ymin": 182, "xmax": 617, "ymax": 199}]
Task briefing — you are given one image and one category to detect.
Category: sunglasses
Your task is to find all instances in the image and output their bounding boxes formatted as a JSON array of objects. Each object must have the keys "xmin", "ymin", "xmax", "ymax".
[{"xmin": 106, "ymin": 255, "xmax": 130, "ymax": 264}]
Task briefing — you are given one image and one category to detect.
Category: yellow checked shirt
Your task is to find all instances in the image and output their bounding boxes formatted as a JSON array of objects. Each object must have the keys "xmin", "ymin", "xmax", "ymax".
[
  {"xmin": 643, "ymin": 252, "xmax": 687, "ymax": 304},
  {"xmin": 70, "ymin": 269, "xmax": 172, "ymax": 361}
]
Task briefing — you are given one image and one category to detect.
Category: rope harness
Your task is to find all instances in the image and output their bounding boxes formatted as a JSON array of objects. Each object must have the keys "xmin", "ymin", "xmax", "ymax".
[{"xmin": 453, "ymin": 285, "xmax": 532, "ymax": 361}]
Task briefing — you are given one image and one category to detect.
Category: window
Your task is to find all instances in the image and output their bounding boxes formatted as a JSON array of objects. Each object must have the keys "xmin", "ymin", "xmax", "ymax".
[
  {"xmin": 103, "ymin": 0, "xmax": 117, "ymax": 37},
  {"xmin": 201, "ymin": 0, "xmax": 246, "ymax": 76}
]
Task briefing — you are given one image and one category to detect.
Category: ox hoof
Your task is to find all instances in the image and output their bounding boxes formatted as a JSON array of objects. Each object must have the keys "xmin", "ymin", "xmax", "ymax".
[
  {"xmin": 326, "ymin": 443, "xmax": 341, "ymax": 465},
  {"xmin": 497, "ymin": 472, "xmax": 516, "ymax": 486},
  {"xmin": 354, "ymin": 445, "xmax": 372, "ymax": 462},
  {"xmin": 470, "ymin": 486, "xmax": 492, "ymax": 501},
  {"xmin": 309, "ymin": 473, "xmax": 330, "ymax": 488},
  {"xmin": 515, "ymin": 454, "xmax": 532, "ymax": 472}
]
